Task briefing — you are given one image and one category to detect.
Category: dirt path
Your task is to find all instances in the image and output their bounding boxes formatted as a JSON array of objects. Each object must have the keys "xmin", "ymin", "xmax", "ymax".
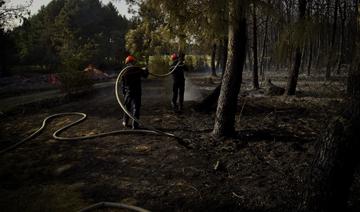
[{"xmin": 0, "ymin": 81, "xmax": 115, "ymax": 113}]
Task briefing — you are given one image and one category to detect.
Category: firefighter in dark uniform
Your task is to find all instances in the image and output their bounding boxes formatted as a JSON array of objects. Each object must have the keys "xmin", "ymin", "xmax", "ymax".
[
  {"xmin": 170, "ymin": 53, "xmax": 187, "ymax": 111},
  {"xmin": 121, "ymin": 55, "xmax": 149, "ymax": 129}
]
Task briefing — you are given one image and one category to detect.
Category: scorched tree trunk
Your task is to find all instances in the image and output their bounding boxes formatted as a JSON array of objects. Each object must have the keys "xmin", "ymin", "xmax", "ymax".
[
  {"xmin": 285, "ymin": 0, "xmax": 307, "ymax": 95},
  {"xmin": 213, "ymin": 0, "xmax": 247, "ymax": 137}
]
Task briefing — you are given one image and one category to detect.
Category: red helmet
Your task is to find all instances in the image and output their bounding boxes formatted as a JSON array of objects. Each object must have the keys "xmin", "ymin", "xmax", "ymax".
[
  {"xmin": 171, "ymin": 53, "xmax": 178, "ymax": 61},
  {"xmin": 125, "ymin": 55, "xmax": 136, "ymax": 64}
]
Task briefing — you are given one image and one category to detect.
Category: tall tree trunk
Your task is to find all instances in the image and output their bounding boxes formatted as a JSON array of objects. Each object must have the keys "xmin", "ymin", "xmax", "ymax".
[
  {"xmin": 260, "ymin": 15, "xmax": 269, "ymax": 81},
  {"xmin": 247, "ymin": 43, "xmax": 253, "ymax": 72},
  {"xmin": 252, "ymin": 3, "xmax": 259, "ymax": 89},
  {"xmin": 286, "ymin": 47, "xmax": 302, "ymax": 95},
  {"xmin": 221, "ymin": 38, "xmax": 228, "ymax": 77},
  {"xmin": 285, "ymin": 0, "xmax": 307, "ymax": 96},
  {"xmin": 211, "ymin": 42, "xmax": 217, "ymax": 76},
  {"xmin": 306, "ymin": 0, "xmax": 313, "ymax": 77},
  {"xmin": 213, "ymin": 0, "xmax": 247, "ymax": 137},
  {"xmin": 325, "ymin": 0, "xmax": 339, "ymax": 80},
  {"xmin": 347, "ymin": 0, "xmax": 359, "ymax": 96},
  {"xmin": 300, "ymin": 45, "xmax": 307, "ymax": 73},
  {"xmin": 216, "ymin": 41, "xmax": 222, "ymax": 71},
  {"xmin": 298, "ymin": 115, "xmax": 360, "ymax": 212},
  {"xmin": 315, "ymin": 35, "xmax": 322, "ymax": 71},
  {"xmin": 307, "ymin": 41, "xmax": 313, "ymax": 76},
  {"xmin": 299, "ymin": 4, "xmax": 360, "ymax": 211},
  {"xmin": 336, "ymin": 1, "xmax": 346, "ymax": 74}
]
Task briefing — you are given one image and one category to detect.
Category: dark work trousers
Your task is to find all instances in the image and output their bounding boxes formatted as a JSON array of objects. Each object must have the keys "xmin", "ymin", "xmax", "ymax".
[
  {"xmin": 172, "ymin": 80, "xmax": 185, "ymax": 108},
  {"xmin": 123, "ymin": 93, "xmax": 141, "ymax": 128}
]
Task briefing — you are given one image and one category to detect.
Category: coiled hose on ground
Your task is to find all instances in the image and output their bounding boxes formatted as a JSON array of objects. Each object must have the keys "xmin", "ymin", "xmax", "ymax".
[
  {"xmin": 0, "ymin": 62, "xmax": 183, "ymax": 211},
  {"xmin": 0, "ymin": 61, "xmax": 181, "ymax": 155}
]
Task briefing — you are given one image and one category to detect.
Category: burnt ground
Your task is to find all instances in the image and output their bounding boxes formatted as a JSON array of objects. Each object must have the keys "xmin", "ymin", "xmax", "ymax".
[{"xmin": 0, "ymin": 71, "xmax": 359, "ymax": 211}]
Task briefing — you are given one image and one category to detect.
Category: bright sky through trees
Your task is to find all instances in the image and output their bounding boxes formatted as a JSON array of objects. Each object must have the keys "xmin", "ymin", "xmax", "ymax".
[{"xmin": 9, "ymin": 0, "xmax": 134, "ymax": 17}]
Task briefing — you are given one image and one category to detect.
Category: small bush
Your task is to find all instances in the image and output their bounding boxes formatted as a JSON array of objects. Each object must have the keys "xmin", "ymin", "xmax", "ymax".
[
  {"xmin": 57, "ymin": 51, "xmax": 94, "ymax": 95},
  {"xmin": 58, "ymin": 71, "xmax": 93, "ymax": 94}
]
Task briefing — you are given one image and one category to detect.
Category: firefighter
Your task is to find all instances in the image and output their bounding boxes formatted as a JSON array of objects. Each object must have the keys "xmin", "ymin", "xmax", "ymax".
[
  {"xmin": 170, "ymin": 53, "xmax": 188, "ymax": 111},
  {"xmin": 121, "ymin": 55, "xmax": 149, "ymax": 129}
]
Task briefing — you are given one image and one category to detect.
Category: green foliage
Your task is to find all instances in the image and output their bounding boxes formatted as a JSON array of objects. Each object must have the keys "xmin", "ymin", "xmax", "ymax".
[
  {"xmin": 125, "ymin": 25, "xmax": 149, "ymax": 55},
  {"xmin": 11, "ymin": 0, "xmax": 129, "ymax": 72},
  {"xmin": 56, "ymin": 42, "xmax": 96, "ymax": 94},
  {"xmin": 145, "ymin": 54, "xmax": 209, "ymax": 76},
  {"xmin": 125, "ymin": 1, "xmax": 177, "ymax": 59},
  {"xmin": 125, "ymin": 0, "xmax": 232, "ymax": 57}
]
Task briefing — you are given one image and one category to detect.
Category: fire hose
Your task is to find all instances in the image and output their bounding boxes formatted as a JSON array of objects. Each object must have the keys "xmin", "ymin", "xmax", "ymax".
[
  {"xmin": 0, "ymin": 60, "xmax": 182, "ymax": 154},
  {"xmin": 0, "ymin": 61, "xmax": 184, "ymax": 211},
  {"xmin": 79, "ymin": 202, "xmax": 150, "ymax": 212}
]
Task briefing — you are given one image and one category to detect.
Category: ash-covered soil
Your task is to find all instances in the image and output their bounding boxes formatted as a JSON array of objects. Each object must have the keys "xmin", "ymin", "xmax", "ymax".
[{"xmin": 1, "ymin": 71, "xmax": 359, "ymax": 211}]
